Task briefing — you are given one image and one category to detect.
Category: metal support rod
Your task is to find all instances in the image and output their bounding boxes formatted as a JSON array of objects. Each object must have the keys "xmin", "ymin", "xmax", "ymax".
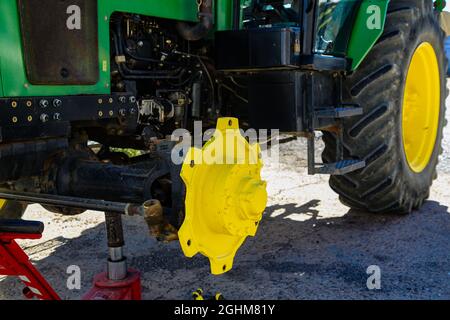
[
  {"xmin": 105, "ymin": 212, "xmax": 127, "ymax": 281},
  {"xmin": 0, "ymin": 190, "xmax": 148, "ymax": 216},
  {"xmin": 105, "ymin": 212, "xmax": 125, "ymax": 248},
  {"xmin": 109, "ymin": 247, "xmax": 124, "ymax": 261}
]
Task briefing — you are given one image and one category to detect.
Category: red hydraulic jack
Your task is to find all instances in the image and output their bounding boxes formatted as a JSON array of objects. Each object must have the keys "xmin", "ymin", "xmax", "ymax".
[
  {"xmin": 0, "ymin": 219, "xmax": 60, "ymax": 300},
  {"xmin": 0, "ymin": 212, "xmax": 142, "ymax": 300},
  {"xmin": 82, "ymin": 212, "xmax": 141, "ymax": 300},
  {"xmin": 0, "ymin": 191, "xmax": 163, "ymax": 300}
]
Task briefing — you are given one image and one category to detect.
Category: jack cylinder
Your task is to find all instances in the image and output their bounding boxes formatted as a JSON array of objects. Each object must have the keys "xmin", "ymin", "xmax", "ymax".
[{"xmin": 105, "ymin": 212, "xmax": 127, "ymax": 281}]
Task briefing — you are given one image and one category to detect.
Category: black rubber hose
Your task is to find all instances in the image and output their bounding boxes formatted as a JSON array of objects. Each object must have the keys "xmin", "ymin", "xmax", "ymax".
[{"xmin": 176, "ymin": 0, "xmax": 213, "ymax": 41}]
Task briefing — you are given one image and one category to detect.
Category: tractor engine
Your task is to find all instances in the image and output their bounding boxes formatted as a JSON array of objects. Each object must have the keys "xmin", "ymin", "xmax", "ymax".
[{"xmin": 109, "ymin": 13, "xmax": 217, "ymax": 135}]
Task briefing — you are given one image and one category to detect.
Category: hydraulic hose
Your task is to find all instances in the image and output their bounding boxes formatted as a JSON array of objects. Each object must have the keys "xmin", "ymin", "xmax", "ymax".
[{"xmin": 177, "ymin": 0, "xmax": 213, "ymax": 41}]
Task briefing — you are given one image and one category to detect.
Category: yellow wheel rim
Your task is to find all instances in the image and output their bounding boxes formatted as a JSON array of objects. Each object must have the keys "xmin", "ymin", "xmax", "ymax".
[
  {"xmin": 402, "ymin": 42, "xmax": 440, "ymax": 173},
  {"xmin": 179, "ymin": 118, "xmax": 267, "ymax": 275}
]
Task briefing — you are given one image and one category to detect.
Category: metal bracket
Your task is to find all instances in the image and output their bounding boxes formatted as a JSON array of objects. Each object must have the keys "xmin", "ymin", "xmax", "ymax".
[
  {"xmin": 307, "ymin": 72, "xmax": 366, "ymax": 176},
  {"xmin": 307, "ymin": 132, "xmax": 366, "ymax": 175}
]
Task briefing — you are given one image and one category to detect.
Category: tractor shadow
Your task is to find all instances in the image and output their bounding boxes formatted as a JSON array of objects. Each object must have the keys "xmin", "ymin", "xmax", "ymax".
[
  {"xmin": 1, "ymin": 199, "xmax": 450, "ymax": 300},
  {"xmin": 229, "ymin": 199, "xmax": 450, "ymax": 299}
]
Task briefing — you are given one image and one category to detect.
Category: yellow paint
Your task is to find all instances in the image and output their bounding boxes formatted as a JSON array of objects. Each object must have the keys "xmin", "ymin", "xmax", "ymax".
[
  {"xmin": 179, "ymin": 118, "xmax": 268, "ymax": 275},
  {"xmin": 0, "ymin": 199, "xmax": 6, "ymax": 210},
  {"xmin": 402, "ymin": 42, "xmax": 440, "ymax": 173}
]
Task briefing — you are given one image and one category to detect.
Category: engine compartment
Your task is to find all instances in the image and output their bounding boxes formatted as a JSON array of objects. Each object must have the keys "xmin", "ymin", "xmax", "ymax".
[{"xmin": 110, "ymin": 13, "xmax": 217, "ymax": 136}]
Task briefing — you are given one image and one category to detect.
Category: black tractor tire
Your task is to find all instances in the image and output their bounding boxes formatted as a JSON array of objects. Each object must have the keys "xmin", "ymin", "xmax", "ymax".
[
  {"xmin": 322, "ymin": 0, "xmax": 448, "ymax": 213},
  {"xmin": 0, "ymin": 200, "xmax": 28, "ymax": 219}
]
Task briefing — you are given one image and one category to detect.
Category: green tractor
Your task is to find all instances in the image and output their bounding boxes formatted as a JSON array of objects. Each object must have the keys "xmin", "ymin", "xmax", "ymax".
[{"xmin": 0, "ymin": 0, "xmax": 447, "ymax": 276}]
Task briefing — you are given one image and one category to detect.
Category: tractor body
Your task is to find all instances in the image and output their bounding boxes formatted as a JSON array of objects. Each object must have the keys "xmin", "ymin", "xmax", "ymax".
[
  {"xmin": 0, "ymin": 0, "xmax": 385, "ymax": 196},
  {"xmin": 0, "ymin": 0, "xmax": 447, "ymax": 278}
]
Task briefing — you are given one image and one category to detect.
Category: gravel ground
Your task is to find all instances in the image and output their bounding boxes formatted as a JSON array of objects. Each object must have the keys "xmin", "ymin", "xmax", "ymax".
[{"xmin": 2, "ymin": 86, "xmax": 450, "ymax": 300}]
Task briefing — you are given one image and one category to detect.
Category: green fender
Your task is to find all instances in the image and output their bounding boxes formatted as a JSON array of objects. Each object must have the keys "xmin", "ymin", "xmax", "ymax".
[{"xmin": 347, "ymin": 0, "xmax": 390, "ymax": 70}]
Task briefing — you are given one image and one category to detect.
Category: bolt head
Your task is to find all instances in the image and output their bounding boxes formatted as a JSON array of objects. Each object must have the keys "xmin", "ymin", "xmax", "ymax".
[
  {"xmin": 40, "ymin": 113, "xmax": 49, "ymax": 123},
  {"xmin": 39, "ymin": 100, "xmax": 49, "ymax": 108},
  {"xmin": 53, "ymin": 99, "xmax": 62, "ymax": 107}
]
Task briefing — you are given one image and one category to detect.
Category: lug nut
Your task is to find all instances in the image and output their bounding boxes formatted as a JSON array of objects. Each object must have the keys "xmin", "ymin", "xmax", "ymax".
[
  {"xmin": 53, "ymin": 99, "xmax": 62, "ymax": 107},
  {"xmin": 129, "ymin": 108, "xmax": 136, "ymax": 115},
  {"xmin": 40, "ymin": 114, "xmax": 49, "ymax": 123},
  {"xmin": 119, "ymin": 109, "xmax": 127, "ymax": 116},
  {"xmin": 39, "ymin": 99, "xmax": 49, "ymax": 108},
  {"xmin": 53, "ymin": 113, "xmax": 61, "ymax": 121},
  {"xmin": 118, "ymin": 96, "xmax": 127, "ymax": 104},
  {"xmin": 129, "ymin": 96, "xmax": 136, "ymax": 103}
]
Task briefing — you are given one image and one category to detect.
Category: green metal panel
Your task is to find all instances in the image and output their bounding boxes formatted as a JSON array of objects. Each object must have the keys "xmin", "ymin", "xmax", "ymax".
[
  {"xmin": 347, "ymin": 0, "xmax": 390, "ymax": 70},
  {"xmin": 0, "ymin": 0, "xmax": 198, "ymax": 98},
  {"xmin": 215, "ymin": 0, "xmax": 250, "ymax": 31},
  {"xmin": 216, "ymin": 0, "xmax": 233, "ymax": 30}
]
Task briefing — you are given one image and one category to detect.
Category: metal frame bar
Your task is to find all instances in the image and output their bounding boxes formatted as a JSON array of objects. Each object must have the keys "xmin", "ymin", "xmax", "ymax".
[{"xmin": 0, "ymin": 190, "xmax": 146, "ymax": 215}]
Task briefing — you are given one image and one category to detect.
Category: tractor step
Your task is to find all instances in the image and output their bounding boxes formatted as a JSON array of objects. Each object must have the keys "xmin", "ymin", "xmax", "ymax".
[
  {"xmin": 314, "ymin": 159, "xmax": 366, "ymax": 175},
  {"xmin": 314, "ymin": 105, "xmax": 363, "ymax": 119},
  {"xmin": 307, "ymin": 132, "xmax": 366, "ymax": 176}
]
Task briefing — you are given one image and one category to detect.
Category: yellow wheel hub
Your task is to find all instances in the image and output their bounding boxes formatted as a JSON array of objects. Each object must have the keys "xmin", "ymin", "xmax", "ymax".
[
  {"xmin": 402, "ymin": 42, "xmax": 440, "ymax": 173},
  {"xmin": 179, "ymin": 117, "xmax": 267, "ymax": 275}
]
